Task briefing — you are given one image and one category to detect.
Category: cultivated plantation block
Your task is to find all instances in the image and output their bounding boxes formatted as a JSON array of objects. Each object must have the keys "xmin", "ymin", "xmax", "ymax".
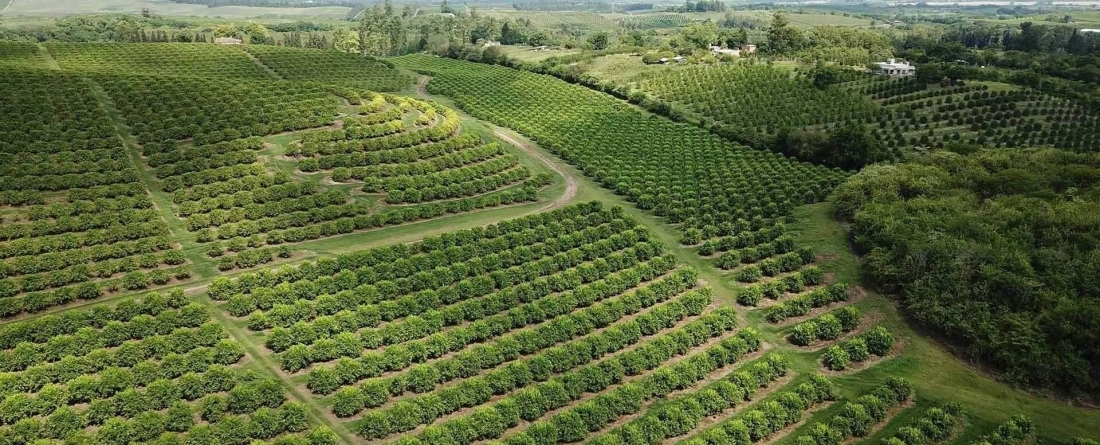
[{"xmin": 1, "ymin": 7, "xmax": 1098, "ymax": 442}]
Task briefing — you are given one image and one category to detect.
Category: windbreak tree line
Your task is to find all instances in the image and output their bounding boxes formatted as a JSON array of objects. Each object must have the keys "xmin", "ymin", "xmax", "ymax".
[{"xmin": 833, "ymin": 148, "xmax": 1100, "ymax": 394}]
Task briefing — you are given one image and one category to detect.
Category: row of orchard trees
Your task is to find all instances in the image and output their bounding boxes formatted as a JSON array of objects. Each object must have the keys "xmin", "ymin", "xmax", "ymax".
[{"xmin": 0, "ymin": 290, "xmax": 333, "ymax": 444}]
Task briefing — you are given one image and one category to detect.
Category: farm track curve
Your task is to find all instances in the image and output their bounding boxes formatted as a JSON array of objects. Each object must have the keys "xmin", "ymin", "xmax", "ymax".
[{"xmin": 415, "ymin": 75, "xmax": 579, "ymax": 213}]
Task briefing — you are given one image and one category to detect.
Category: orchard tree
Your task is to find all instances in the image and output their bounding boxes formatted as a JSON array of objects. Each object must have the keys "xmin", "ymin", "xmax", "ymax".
[
  {"xmin": 823, "ymin": 345, "xmax": 851, "ymax": 370},
  {"xmin": 864, "ymin": 326, "xmax": 895, "ymax": 356}
]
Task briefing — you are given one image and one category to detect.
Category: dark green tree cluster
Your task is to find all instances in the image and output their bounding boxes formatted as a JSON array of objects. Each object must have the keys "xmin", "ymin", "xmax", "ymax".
[
  {"xmin": 775, "ymin": 122, "xmax": 887, "ymax": 170},
  {"xmin": 833, "ymin": 148, "xmax": 1100, "ymax": 394}
]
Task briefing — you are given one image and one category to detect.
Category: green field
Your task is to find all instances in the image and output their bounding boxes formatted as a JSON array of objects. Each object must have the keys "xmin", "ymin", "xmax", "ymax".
[
  {"xmin": 391, "ymin": 55, "xmax": 1100, "ymax": 443},
  {"xmin": 0, "ymin": 34, "xmax": 1097, "ymax": 445},
  {"xmin": 2, "ymin": 0, "xmax": 351, "ymax": 19}
]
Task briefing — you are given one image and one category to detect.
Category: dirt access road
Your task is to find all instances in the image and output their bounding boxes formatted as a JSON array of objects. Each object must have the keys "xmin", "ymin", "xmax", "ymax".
[{"xmin": 414, "ymin": 75, "xmax": 579, "ymax": 213}]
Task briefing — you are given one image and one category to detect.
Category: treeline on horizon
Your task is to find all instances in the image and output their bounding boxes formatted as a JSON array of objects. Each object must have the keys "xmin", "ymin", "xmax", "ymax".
[{"xmin": 166, "ymin": 0, "xmax": 364, "ymax": 7}]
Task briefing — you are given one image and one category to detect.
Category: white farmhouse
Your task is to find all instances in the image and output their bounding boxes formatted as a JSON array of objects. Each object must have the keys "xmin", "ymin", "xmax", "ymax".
[
  {"xmin": 710, "ymin": 46, "xmax": 741, "ymax": 57},
  {"xmin": 875, "ymin": 59, "xmax": 915, "ymax": 77}
]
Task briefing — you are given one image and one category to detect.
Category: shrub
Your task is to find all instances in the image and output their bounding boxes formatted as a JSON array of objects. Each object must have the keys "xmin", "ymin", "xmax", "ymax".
[
  {"xmin": 823, "ymin": 345, "xmax": 851, "ymax": 370},
  {"xmin": 864, "ymin": 326, "xmax": 895, "ymax": 356},
  {"xmin": 735, "ymin": 266, "xmax": 762, "ymax": 283},
  {"xmin": 843, "ymin": 337, "xmax": 870, "ymax": 362},
  {"xmin": 815, "ymin": 314, "xmax": 842, "ymax": 340}
]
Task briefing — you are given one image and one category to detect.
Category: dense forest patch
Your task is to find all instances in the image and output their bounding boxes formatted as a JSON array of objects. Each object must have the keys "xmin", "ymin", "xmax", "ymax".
[{"xmin": 833, "ymin": 148, "xmax": 1100, "ymax": 395}]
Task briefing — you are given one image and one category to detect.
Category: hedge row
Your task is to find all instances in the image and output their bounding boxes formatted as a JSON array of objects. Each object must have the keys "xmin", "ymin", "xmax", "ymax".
[
  {"xmin": 971, "ymin": 415, "xmax": 1032, "ymax": 445},
  {"xmin": 736, "ymin": 266, "xmax": 825, "ymax": 307},
  {"xmin": 275, "ymin": 246, "xmax": 670, "ymax": 372},
  {"xmin": 678, "ymin": 373, "xmax": 840, "ymax": 445},
  {"xmin": 239, "ymin": 220, "xmax": 651, "ymax": 325},
  {"xmin": 307, "ymin": 261, "xmax": 691, "ymax": 398},
  {"xmin": 505, "ymin": 330, "xmax": 767, "ymax": 445},
  {"xmin": 821, "ymin": 326, "xmax": 896, "ymax": 371},
  {"xmin": 208, "ymin": 202, "xmax": 614, "ymax": 300},
  {"xmin": 763, "ymin": 283, "xmax": 850, "ymax": 323},
  {"xmin": 793, "ymin": 377, "xmax": 914, "ymax": 444},
  {"xmin": 356, "ymin": 306, "xmax": 740, "ymax": 440},
  {"xmin": 336, "ymin": 279, "xmax": 707, "ymax": 418},
  {"xmin": 880, "ymin": 402, "xmax": 963, "ymax": 445},
  {"xmin": 588, "ymin": 353, "xmax": 792, "ymax": 444},
  {"xmin": 732, "ymin": 250, "xmax": 815, "ymax": 283},
  {"xmin": 788, "ymin": 306, "xmax": 861, "ymax": 346}
]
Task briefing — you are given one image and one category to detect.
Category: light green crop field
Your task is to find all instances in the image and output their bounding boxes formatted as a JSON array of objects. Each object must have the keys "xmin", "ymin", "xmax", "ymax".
[
  {"xmin": 498, "ymin": 44, "xmax": 583, "ymax": 63},
  {"xmin": 579, "ymin": 53, "xmax": 651, "ymax": 83},
  {"xmin": 712, "ymin": 9, "xmax": 876, "ymax": 27},
  {"xmin": 483, "ymin": 9, "xmax": 619, "ymax": 30}
]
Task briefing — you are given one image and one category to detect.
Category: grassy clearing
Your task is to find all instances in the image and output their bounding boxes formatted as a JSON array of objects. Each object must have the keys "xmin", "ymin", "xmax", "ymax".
[
  {"xmin": 582, "ymin": 53, "xmax": 652, "ymax": 83},
  {"xmin": 499, "ymin": 44, "xmax": 583, "ymax": 63}
]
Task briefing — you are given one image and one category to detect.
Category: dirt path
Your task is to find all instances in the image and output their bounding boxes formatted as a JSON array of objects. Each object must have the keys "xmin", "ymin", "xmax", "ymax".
[
  {"xmin": 241, "ymin": 50, "xmax": 284, "ymax": 81},
  {"xmin": 415, "ymin": 75, "xmax": 578, "ymax": 213},
  {"xmin": 202, "ymin": 294, "xmax": 364, "ymax": 445}
]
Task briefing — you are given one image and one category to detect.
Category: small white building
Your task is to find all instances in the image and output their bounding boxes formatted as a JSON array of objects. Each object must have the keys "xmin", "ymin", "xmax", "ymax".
[
  {"xmin": 214, "ymin": 37, "xmax": 242, "ymax": 45},
  {"xmin": 483, "ymin": 40, "xmax": 501, "ymax": 48},
  {"xmin": 710, "ymin": 46, "xmax": 741, "ymax": 57},
  {"xmin": 875, "ymin": 58, "xmax": 915, "ymax": 77},
  {"xmin": 741, "ymin": 44, "xmax": 756, "ymax": 54}
]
